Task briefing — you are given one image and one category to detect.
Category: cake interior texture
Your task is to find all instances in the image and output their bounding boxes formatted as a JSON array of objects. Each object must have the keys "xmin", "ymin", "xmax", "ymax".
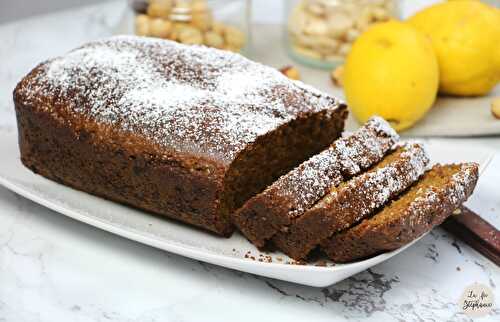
[
  {"xmin": 221, "ymin": 109, "xmax": 347, "ymax": 226},
  {"xmin": 322, "ymin": 163, "xmax": 479, "ymax": 262},
  {"xmin": 13, "ymin": 36, "xmax": 347, "ymax": 236}
]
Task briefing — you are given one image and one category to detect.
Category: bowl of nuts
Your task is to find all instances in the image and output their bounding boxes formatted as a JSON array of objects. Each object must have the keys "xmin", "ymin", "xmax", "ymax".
[
  {"xmin": 131, "ymin": 0, "xmax": 249, "ymax": 53},
  {"xmin": 286, "ymin": 0, "xmax": 399, "ymax": 69}
]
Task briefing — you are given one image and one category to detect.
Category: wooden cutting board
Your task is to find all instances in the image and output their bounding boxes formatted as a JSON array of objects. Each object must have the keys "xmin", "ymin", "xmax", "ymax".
[{"xmin": 251, "ymin": 24, "xmax": 500, "ymax": 137}]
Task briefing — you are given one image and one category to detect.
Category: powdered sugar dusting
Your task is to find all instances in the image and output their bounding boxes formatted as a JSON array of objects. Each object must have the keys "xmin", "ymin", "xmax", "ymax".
[
  {"xmin": 274, "ymin": 147, "xmax": 343, "ymax": 217},
  {"xmin": 17, "ymin": 35, "xmax": 341, "ymax": 163},
  {"xmin": 318, "ymin": 143, "xmax": 429, "ymax": 229},
  {"xmin": 405, "ymin": 163, "xmax": 478, "ymax": 228},
  {"xmin": 272, "ymin": 116, "xmax": 399, "ymax": 219},
  {"xmin": 332, "ymin": 116, "xmax": 399, "ymax": 176}
]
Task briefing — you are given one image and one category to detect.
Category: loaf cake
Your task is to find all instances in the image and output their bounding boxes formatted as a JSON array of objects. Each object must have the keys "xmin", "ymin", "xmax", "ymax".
[
  {"xmin": 322, "ymin": 163, "xmax": 479, "ymax": 262},
  {"xmin": 13, "ymin": 36, "xmax": 347, "ymax": 236},
  {"xmin": 232, "ymin": 116, "xmax": 399, "ymax": 247},
  {"xmin": 273, "ymin": 143, "xmax": 429, "ymax": 260}
]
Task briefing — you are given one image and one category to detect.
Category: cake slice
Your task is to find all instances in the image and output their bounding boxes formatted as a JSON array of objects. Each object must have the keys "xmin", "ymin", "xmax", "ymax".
[
  {"xmin": 232, "ymin": 117, "xmax": 399, "ymax": 247},
  {"xmin": 272, "ymin": 143, "xmax": 429, "ymax": 260},
  {"xmin": 322, "ymin": 163, "xmax": 479, "ymax": 262}
]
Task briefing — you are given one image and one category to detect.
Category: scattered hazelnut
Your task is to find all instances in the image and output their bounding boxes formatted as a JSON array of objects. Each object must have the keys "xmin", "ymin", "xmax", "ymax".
[
  {"xmin": 149, "ymin": 18, "xmax": 172, "ymax": 38},
  {"xmin": 224, "ymin": 25, "xmax": 246, "ymax": 48},
  {"xmin": 135, "ymin": 1, "xmax": 245, "ymax": 52},
  {"xmin": 191, "ymin": 0, "xmax": 209, "ymax": 12},
  {"xmin": 280, "ymin": 66, "xmax": 301, "ymax": 80},
  {"xmin": 330, "ymin": 65, "xmax": 344, "ymax": 87},
  {"xmin": 147, "ymin": 1, "xmax": 171, "ymax": 19},
  {"xmin": 190, "ymin": 12, "xmax": 213, "ymax": 32},
  {"xmin": 135, "ymin": 14, "xmax": 151, "ymax": 36},
  {"xmin": 223, "ymin": 44, "xmax": 240, "ymax": 53},
  {"xmin": 211, "ymin": 22, "xmax": 226, "ymax": 35},
  {"xmin": 178, "ymin": 26, "xmax": 203, "ymax": 45},
  {"xmin": 204, "ymin": 31, "xmax": 224, "ymax": 48},
  {"xmin": 491, "ymin": 98, "xmax": 500, "ymax": 119}
]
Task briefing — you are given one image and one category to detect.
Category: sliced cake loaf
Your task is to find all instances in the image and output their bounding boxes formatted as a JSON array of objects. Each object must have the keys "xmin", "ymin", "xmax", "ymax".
[
  {"xmin": 322, "ymin": 163, "xmax": 479, "ymax": 262},
  {"xmin": 272, "ymin": 143, "xmax": 429, "ymax": 260},
  {"xmin": 14, "ymin": 36, "xmax": 349, "ymax": 237},
  {"xmin": 232, "ymin": 116, "xmax": 399, "ymax": 247}
]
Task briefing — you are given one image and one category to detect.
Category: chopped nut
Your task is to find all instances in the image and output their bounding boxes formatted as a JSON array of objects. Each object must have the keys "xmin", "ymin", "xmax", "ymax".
[
  {"xmin": 491, "ymin": 98, "xmax": 500, "ymax": 119},
  {"xmin": 452, "ymin": 208, "xmax": 462, "ymax": 215},
  {"xmin": 279, "ymin": 66, "xmax": 301, "ymax": 80},
  {"xmin": 330, "ymin": 65, "xmax": 344, "ymax": 87}
]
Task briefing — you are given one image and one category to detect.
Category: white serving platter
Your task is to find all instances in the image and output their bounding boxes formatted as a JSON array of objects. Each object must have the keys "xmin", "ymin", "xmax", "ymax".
[{"xmin": 0, "ymin": 133, "xmax": 494, "ymax": 287}]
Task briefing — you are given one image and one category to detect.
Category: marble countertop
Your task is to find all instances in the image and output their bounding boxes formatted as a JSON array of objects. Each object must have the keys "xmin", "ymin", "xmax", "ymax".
[{"xmin": 0, "ymin": 2, "xmax": 499, "ymax": 321}]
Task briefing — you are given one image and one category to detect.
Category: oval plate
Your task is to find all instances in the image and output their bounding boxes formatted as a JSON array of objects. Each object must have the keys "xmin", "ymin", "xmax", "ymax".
[{"xmin": 0, "ymin": 133, "xmax": 494, "ymax": 287}]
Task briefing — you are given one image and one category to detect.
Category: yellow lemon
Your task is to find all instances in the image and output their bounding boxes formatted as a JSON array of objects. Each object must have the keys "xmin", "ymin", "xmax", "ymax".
[
  {"xmin": 409, "ymin": 0, "xmax": 500, "ymax": 96},
  {"xmin": 343, "ymin": 21, "xmax": 439, "ymax": 131}
]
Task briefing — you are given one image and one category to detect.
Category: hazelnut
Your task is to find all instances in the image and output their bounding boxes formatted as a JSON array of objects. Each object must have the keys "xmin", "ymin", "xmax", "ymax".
[
  {"xmin": 491, "ymin": 98, "xmax": 500, "ymax": 119},
  {"xmin": 150, "ymin": 18, "xmax": 172, "ymax": 38},
  {"xmin": 204, "ymin": 31, "xmax": 224, "ymax": 48},
  {"xmin": 330, "ymin": 65, "xmax": 344, "ymax": 87},
  {"xmin": 178, "ymin": 26, "xmax": 203, "ymax": 45},
  {"xmin": 191, "ymin": 0, "xmax": 209, "ymax": 12},
  {"xmin": 190, "ymin": 12, "xmax": 213, "ymax": 32},
  {"xmin": 223, "ymin": 45, "xmax": 240, "ymax": 53},
  {"xmin": 211, "ymin": 21, "xmax": 226, "ymax": 35},
  {"xmin": 135, "ymin": 14, "xmax": 151, "ymax": 36},
  {"xmin": 147, "ymin": 1, "xmax": 171, "ymax": 19},
  {"xmin": 224, "ymin": 26, "xmax": 246, "ymax": 49},
  {"xmin": 279, "ymin": 66, "xmax": 301, "ymax": 81}
]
